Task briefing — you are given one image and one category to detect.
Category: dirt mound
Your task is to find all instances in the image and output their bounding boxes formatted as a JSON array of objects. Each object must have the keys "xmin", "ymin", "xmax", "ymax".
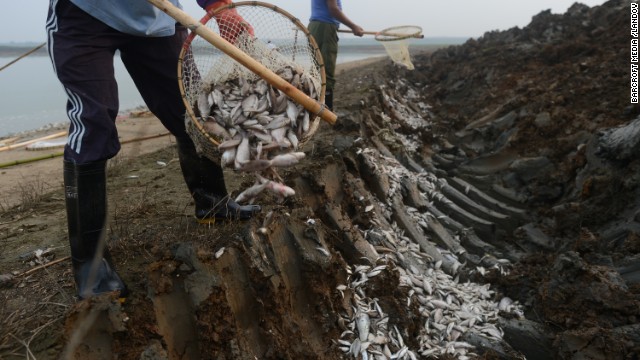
[{"xmin": 1, "ymin": 0, "xmax": 639, "ymax": 359}]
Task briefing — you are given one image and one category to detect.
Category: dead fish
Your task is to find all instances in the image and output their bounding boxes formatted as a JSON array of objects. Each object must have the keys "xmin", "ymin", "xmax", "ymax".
[
  {"xmin": 277, "ymin": 66, "xmax": 294, "ymax": 82},
  {"xmin": 197, "ymin": 91, "xmax": 211, "ymax": 118},
  {"xmin": 203, "ymin": 119, "xmax": 231, "ymax": 140},
  {"xmin": 303, "ymin": 74, "xmax": 317, "ymax": 99},
  {"xmin": 264, "ymin": 180, "xmax": 295, "ymax": 197},
  {"xmin": 240, "ymin": 76, "xmax": 251, "ymax": 96},
  {"xmin": 255, "ymin": 114, "xmax": 273, "ymax": 125},
  {"xmin": 220, "ymin": 147, "xmax": 236, "ymax": 168},
  {"xmin": 211, "ymin": 88, "xmax": 224, "ymax": 107},
  {"xmin": 235, "ymin": 182, "xmax": 268, "ymax": 203},
  {"xmin": 264, "ymin": 116, "xmax": 290, "ymax": 130},
  {"xmin": 268, "ymin": 86, "xmax": 277, "ymax": 108},
  {"xmin": 285, "ymin": 101, "xmax": 299, "ymax": 123},
  {"xmin": 273, "ymin": 90, "xmax": 288, "ymax": 114},
  {"xmin": 287, "ymin": 130, "xmax": 299, "ymax": 150},
  {"xmin": 269, "ymin": 152, "xmax": 305, "ymax": 167},
  {"xmin": 233, "ymin": 113, "xmax": 249, "ymax": 125},
  {"xmin": 230, "ymin": 103, "xmax": 243, "ymax": 123},
  {"xmin": 255, "ymin": 141, "xmax": 263, "ymax": 159},
  {"xmin": 218, "ymin": 138, "xmax": 242, "ymax": 150},
  {"xmin": 241, "ymin": 94, "xmax": 259, "ymax": 112},
  {"xmin": 291, "ymin": 73, "xmax": 301, "ymax": 88},
  {"xmin": 270, "ymin": 127, "xmax": 288, "ymax": 144},
  {"xmin": 356, "ymin": 312, "xmax": 371, "ymax": 341},
  {"xmin": 234, "ymin": 135, "xmax": 250, "ymax": 169},
  {"xmin": 254, "ymin": 96, "xmax": 269, "ymax": 113},
  {"xmin": 251, "ymin": 131, "xmax": 274, "ymax": 143},
  {"xmin": 300, "ymin": 110, "xmax": 310, "ymax": 133},
  {"xmin": 254, "ymin": 79, "xmax": 268, "ymax": 96},
  {"xmin": 238, "ymin": 159, "xmax": 272, "ymax": 172}
]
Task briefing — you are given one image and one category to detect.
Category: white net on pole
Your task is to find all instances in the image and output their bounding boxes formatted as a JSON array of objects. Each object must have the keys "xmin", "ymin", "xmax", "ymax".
[{"xmin": 375, "ymin": 26, "xmax": 423, "ymax": 70}]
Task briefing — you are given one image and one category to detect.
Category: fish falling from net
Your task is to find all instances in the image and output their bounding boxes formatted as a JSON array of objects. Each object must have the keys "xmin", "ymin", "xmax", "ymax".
[{"xmin": 194, "ymin": 64, "xmax": 318, "ymax": 203}]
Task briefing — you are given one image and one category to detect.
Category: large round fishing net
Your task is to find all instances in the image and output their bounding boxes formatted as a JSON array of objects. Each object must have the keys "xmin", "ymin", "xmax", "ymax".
[{"xmin": 179, "ymin": 1, "xmax": 326, "ymax": 165}]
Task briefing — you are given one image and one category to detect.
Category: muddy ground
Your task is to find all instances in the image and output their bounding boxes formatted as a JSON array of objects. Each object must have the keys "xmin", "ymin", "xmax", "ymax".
[{"xmin": 1, "ymin": 0, "xmax": 639, "ymax": 359}]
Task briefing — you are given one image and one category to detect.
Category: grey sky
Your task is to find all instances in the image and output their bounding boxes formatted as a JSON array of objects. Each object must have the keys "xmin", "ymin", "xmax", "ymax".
[{"xmin": 2, "ymin": 0, "xmax": 608, "ymax": 43}]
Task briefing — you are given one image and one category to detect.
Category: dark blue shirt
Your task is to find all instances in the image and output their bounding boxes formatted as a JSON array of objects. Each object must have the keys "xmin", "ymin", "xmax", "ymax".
[{"xmin": 310, "ymin": 0, "xmax": 342, "ymax": 26}]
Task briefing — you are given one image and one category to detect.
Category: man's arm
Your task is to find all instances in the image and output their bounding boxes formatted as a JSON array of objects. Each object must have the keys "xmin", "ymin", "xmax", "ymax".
[
  {"xmin": 196, "ymin": 0, "xmax": 254, "ymax": 43},
  {"xmin": 326, "ymin": 0, "xmax": 364, "ymax": 36}
]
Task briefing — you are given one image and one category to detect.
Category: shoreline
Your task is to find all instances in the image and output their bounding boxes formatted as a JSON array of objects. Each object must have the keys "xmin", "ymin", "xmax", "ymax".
[
  {"xmin": 0, "ymin": 56, "xmax": 392, "ymax": 143},
  {"xmin": 1, "ymin": 44, "xmax": 446, "ymax": 138},
  {"xmin": 0, "ymin": 56, "xmax": 392, "ymax": 209}
]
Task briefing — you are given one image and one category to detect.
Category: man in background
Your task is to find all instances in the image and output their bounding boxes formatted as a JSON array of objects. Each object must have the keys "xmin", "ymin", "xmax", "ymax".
[{"xmin": 308, "ymin": 0, "xmax": 364, "ymax": 110}]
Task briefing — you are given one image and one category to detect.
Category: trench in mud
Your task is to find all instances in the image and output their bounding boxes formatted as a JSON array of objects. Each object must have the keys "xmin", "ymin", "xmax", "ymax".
[{"xmin": 57, "ymin": 59, "xmax": 537, "ymax": 360}]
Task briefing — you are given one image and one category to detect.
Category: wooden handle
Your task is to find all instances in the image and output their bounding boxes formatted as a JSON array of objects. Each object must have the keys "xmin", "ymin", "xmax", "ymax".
[
  {"xmin": 338, "ymin": 29, "xmax": 424, "ymax": 39},
  {"xmin": 148, "ymin": 0, "xmax": 336, "ymax": 125},
  {"xmin": 0, "ymin": 131, "xmax": 67, "ymax": 152}
]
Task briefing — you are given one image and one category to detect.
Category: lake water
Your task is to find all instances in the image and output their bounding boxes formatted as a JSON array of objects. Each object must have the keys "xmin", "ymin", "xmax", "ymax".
[{"xmin": 0, "ymin": 38, "xmax": 465, "ymax": 137}]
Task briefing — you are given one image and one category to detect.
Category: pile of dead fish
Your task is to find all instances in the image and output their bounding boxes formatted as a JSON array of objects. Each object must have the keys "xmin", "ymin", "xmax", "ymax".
[
  {"xmin": 335, "ymin": 148, "xmax": 524, "ymax": 360},
  {"xmin": 193, "ymin": 64, "xmax": 318, "ymax": 203}
]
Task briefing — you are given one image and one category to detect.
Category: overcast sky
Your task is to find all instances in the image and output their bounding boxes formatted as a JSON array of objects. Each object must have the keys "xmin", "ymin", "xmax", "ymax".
[{"xmin": 1, "ymin": 0, "xmax": 608, "ymax": 43}]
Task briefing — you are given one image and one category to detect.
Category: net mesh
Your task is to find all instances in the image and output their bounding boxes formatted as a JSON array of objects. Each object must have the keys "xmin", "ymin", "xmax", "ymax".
[
  {"xmin": 375, "ymin": 26, "xmax": 423, "ymax": 70},
  {"xmin": 179, "ymin": 2, "xmax": 325, "ymax": 164}
]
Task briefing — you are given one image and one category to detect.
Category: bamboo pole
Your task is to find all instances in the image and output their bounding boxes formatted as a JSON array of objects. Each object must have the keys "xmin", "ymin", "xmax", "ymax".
[
  {"xmin": 0, "ymin": 132, "xmax": 171, "ymax": 169},
  {"xmin": 338, "ymin": 29, "xmax": 424, "ymax": 39},
  {"xmin": 147, "ymin": 0, "xmax": 337, "ymax": 125},
  {"xmin": 0, "ymin": 131, "xmax": 67, "ymax": 152},
  {"xmin": 0, "ymin": 43, "xmax": 46, "ymax": 72},
  {"xmin": 0, "ymin": 152, "xmax": 63, "ymax": 168},
  {"xmin": 0, "ymin": 136, "xmax": 20, "ymax": 145}
]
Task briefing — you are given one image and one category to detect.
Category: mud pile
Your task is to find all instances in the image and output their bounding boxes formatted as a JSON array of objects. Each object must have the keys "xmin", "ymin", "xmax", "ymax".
[{"xmin": 1, "ymin": 0, "xmax": 639, "ymax": 359}]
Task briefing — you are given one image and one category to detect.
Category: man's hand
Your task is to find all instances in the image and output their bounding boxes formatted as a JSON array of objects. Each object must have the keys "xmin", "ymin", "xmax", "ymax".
[
  {"xmin": 351, "ymin": 25, "xmax": 365, "ymax": 37},
  {"xmin": 205, "ymin": 0, "xmax": 254, "ymax": 44}
]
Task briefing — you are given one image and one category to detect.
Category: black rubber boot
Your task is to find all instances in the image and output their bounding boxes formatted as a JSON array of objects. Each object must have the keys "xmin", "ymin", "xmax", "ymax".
[
  {"xmin": 176, "ymin": 138, "xmax": 261, "ymax": 224},
  {"xmin": 324, "ymin": 90, "xmax": 333, "ymax": 110},
  {"xmin": 64, "ymin": 160, "xmax": 128, "ymax": 300}
]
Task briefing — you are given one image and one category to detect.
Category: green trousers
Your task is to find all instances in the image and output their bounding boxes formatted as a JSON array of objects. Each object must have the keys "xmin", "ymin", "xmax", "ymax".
[{"xmin": 308, "ymin": 21, "xmax": 339, "ymax": 92}]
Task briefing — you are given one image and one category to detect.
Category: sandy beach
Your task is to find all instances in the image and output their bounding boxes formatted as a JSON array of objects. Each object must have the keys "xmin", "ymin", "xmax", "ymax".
[{"xmin": 0, "ymin": 112, "xmax": 175, "ymax": 209}]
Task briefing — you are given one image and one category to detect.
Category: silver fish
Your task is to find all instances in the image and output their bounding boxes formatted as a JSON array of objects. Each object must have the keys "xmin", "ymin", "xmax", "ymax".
[
  {"xmin": 234, "ymin": 182, "xmax": 267, "ymax": 203},
  {"xmin": 197, "ymin": 91, "xmax": 211, "ymax": 118},
  {"xmin": 285, "ymin": 101, "xmax": 299, "ymax": 123},
  {"xmin": 264, "ymin": 116, "xmax": 290, "ymax": 130},
  {"xmin": 269, "ymin": 152, "xmax": 305, "ymax": 167},
  {"xmin": 264, "ymin": 180, "xmax": 295, "ymax": 197},
  {"xmin": 356, "ymin": 312, "xmax": 370, "ymax": 342},
  {"xmin": 287, "ymin": 130, "xmax": 299, "ymax": 150},
  {"xmin": 241, "ymin": 94, "xmax": 259, "ymax": 112},
  {"xmin": 234, "ymin": 134, "xmax": 250, "ymax": 169},
  {"xmin": 238, "ymin": 159, "xmax": 272, "ymax": 172},
  {"xmin": 203, "ymin": 120, "xmax": 231, "ymax": 140},
  {"xmin": 218, "ymin": 138, "xmax": 242, "ymax": 150},
  {"xmin": 220, "ymin": 147, "xmax": 236, "ymax": 168}
]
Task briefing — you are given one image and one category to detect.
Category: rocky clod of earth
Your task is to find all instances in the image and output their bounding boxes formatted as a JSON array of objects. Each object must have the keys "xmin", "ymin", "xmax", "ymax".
[{"xmin": 1, "ymin": 0, "xmax": 639, "ymax": 359}]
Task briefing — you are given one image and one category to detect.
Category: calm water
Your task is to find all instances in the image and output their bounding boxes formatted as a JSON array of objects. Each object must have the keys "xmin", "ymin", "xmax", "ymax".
[
  {"xmin": 0, "ymin": 38, "xmax": 465, "ymax": 137},
  {"xmin": 0, "ymin": 56, "xmax": 150, "ymax": 137}
]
